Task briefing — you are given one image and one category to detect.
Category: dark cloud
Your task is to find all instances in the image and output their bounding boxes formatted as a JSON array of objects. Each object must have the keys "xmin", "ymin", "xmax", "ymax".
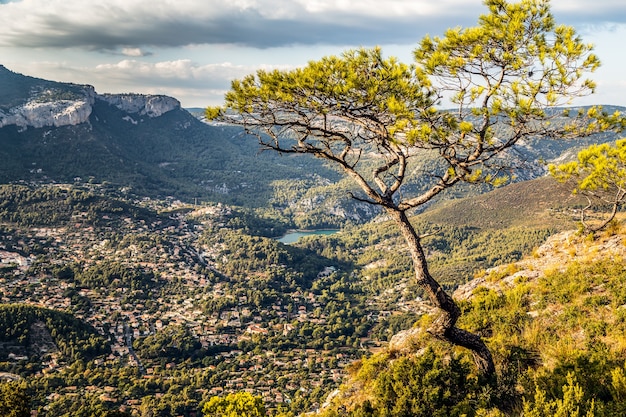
[{"xmin": 0, "ymin": 1, "xmax": 478, "ymax": 50}]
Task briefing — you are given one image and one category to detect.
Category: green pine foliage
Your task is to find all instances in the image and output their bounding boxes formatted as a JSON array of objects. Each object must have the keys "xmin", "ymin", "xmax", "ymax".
[
  {"xmin": 203, "ymin": 391, "xmax": 267, "ymax": 417},
  {"xmin": 133, "ymin": 325, "xmax": 201, "ymax": 360},
  {"xmin": 60, "ymin": 261, "xmax": 160, "ymax": 294},
  {"xmin": 522, "ymin": 373, "xmax": 596, "ymax": 417},
  {"xmin": 0, "ymin": 184, "xmax": 158, "ymax": 227},
  {"xmin": 200, "ymin": 228, "xmax": 343, "ymax": 289},
  {"xmin": 550, "ymin": 138, "xmax": 626, "ymax": 232}
]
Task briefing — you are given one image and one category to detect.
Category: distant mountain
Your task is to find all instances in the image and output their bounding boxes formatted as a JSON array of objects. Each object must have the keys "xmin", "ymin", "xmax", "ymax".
[
  {"xmin": 1, "ymin": 65, "xmax": 623, "ymax": 226},
  {"xmin": 0, "ymin": 65, "xmax": 339, "ymax": 208}
]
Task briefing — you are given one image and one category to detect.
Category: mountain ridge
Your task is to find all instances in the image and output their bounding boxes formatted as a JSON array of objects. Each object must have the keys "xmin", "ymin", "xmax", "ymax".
[
  {"xmin": 0, "ymin": 65, "xmax": 180, "ymax": 130},
  {"xmin": 0, "ymin": 65, "xmax": 344, "ymax": 211},
  {"xmin": 1, "ymin": 65, "xmax": 624, "ymax": 229}
]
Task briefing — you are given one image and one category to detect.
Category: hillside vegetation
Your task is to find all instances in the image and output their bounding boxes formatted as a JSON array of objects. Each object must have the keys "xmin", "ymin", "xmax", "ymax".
[
  {"xmin": 0, "ymin": 304, "xmax": 109, "ymax": 365},
  {"xmin": 317, "ymin": 222, "xmax": 626, "ymax": 416},
  {"xmin": 2, "ymin": 65, "xmax": 624, "ymax": 230},
  {"xmin": 300, "ymin": 175, "xmax": 586, "ymax": 299}
]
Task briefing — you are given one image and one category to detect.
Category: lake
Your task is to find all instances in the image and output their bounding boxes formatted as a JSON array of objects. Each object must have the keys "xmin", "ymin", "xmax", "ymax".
[{"xmin": 277, "ymin": 229, "xmax": 339, "ymax": 244}]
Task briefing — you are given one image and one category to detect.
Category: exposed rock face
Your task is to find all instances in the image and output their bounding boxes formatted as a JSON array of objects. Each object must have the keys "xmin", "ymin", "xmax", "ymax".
[
  {"xmin": 0, "ymin": 84, "xmax": 180, "ymax": 130},
  {"xmin": 329, "ymin": 201, "xmax": 380, "ymax": 222},
  {"xmin": 453, "ymin": 229, "xmax": 626, "ymax": 301},
  {"xmin": 0, "ymin": 86, "xmax": 96, "ymax": 129},
  {"xmin": 388, "ymin": 326, "xmax": 425, "ymax": 354},
  {"xmin": 98, "ymin": 93, "xmax": 180, "ymax": 117}
]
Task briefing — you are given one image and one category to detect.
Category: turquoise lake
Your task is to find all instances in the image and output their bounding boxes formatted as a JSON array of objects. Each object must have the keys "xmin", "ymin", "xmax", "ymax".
[{"xmin": 277, "ymin": 229, "xmax": 339, "ymax": 244}]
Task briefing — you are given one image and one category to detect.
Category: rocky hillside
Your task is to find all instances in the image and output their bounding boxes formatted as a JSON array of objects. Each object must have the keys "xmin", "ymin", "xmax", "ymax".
[
  {"xmin": 453, "ymin": 225, "xmax": 626, "ymax": 299},
  {"xmin": 1, "ymin": 65, "xmax": 624, "ymax": 229},
  {"xmin": 318, "ymin": 221, "xmax": 626, "ymax": 416}
]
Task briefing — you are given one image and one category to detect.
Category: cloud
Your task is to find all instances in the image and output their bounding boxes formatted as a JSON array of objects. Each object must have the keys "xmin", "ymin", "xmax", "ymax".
[
  {"xmin": 0, "ymin": 0, "xmax": 480, "ymax": 51},
  {"xmin": 3, "ymin": 0, "xmax": 625, "ymax": 108},
  {"xmin": 92, "ymin": 59, "xmax": 261, "ymax": 88},
  {"xmin": 2, "ymin": 0, "xmax": 624, "ymax": 51},
  {"xmin": 11, "ymin": 58, "xmax": 289, "ymax": 106},
  {"xmin": 2, "ymin": 0, "xmax": 625, "ymax": 52},
  {"xmin": 551, "ymin": 2, "xmax": 626, "ymax": 33},
  {"xmin": 553, "ymin": 0, "xmax": 626, "ymax": 15},
  {"xmin": 121, "ymin": 48, "xmax": 152, "ymax": 57}
]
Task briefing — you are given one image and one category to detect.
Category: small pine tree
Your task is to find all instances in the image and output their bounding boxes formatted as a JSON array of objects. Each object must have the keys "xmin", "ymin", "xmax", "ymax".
[{"xmin": 202, "ymin": 392, "xmax": 267, "ymax": 417}]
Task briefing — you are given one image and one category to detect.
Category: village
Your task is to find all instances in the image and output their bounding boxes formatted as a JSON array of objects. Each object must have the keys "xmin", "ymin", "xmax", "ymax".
[{"xmin": 0, "ymin": 198, "xmax": 379, "ymax": 411}]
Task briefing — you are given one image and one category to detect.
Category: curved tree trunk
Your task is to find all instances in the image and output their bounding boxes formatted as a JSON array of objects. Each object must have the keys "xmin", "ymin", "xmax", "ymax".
[
  {"xmin": 582, "ymin": 195, "xmax": 623, "ymax": 234},
  {"xmin": 387, "ymin": 208, "xmax": 495, "ymax": 376}
]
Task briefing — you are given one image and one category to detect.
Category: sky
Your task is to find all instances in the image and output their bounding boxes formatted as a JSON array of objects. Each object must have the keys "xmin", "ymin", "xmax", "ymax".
[{"xmin": 1, "ymin": 0, "xmax": 625, "ymax": 108}]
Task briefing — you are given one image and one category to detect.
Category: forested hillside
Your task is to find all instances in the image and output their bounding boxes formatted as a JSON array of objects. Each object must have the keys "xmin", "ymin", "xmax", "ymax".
[
  {"xmin": 4, "ymin": 176, "xmax": 626, "ymax": 416},
  {"xmin": 0, "ymin": 304, "xmax": 109, "ymax": 365},
  {"xmin": 1, "ymin": 66, "xmax": 623, "ymax": 229},
  {"xmin": 0, "ymin": 176, "xmax": 589, "ymax": 416}
]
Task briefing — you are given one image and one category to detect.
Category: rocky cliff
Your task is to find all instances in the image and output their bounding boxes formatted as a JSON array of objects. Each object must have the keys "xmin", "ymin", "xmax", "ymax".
[
  {"xmin": 0, "ymin": 85, "xmax": 96, "ymax": 130},
  {"xmin": 0, "ymin": 66, "xmax": 180, "ymax": 130},
  {"xmin": 98, "ymin": 94, "xmax": 180, "ymax": 118}
]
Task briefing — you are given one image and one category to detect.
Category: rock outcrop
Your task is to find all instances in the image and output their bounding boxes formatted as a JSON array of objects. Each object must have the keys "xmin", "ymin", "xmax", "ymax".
[
  {"xmin": 453, "ymin": 229, "xmax": 626, "ymax": 301},
  {"xmin": 0, "ymin": 86, "xmax": 96, "ymax": 129},
  {"xmin": 0, "ymin": 80, "xmax": 180, "ymax": 130},
  {"xmin": 98, "ymin": 93, "xmax": 180, "ymax": 118}
]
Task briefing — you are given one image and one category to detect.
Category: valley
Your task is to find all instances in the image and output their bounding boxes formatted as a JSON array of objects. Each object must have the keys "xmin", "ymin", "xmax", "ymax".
[
  {"xmin": 0, "ymin": 176, "xmax": 580, "ymax": 416},
  {"xmin": 1, "ymin": 63, "xmax": 626, "ymax": 417},
  {"xmin": 0, "ymin": 184, "xmax": 377, "ymax": 415}
]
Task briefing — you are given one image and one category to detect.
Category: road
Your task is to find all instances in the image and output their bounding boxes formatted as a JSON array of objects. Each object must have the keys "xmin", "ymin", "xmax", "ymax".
[{"xmin": 124, "ymin": 324, "xmax": 146, "ymax": 375}]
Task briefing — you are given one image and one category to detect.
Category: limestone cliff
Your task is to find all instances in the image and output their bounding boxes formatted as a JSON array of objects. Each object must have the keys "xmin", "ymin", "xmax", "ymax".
[
  {"xmin": 0, "ymin": 86, "xmax": 96, "ymax": 129},
  {"xmin": 0, "ymin": 69, "xmax": 180, "ymax": 130},
  {"xmin": 98, "ymin": 93, "xmax": 180, "ymax": 118}
]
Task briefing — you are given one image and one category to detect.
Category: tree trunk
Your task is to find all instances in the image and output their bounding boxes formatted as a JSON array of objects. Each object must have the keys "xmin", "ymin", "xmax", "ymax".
[{"xmin": 387, "ymin": 208, "xmax": 496, "ymax": 376}]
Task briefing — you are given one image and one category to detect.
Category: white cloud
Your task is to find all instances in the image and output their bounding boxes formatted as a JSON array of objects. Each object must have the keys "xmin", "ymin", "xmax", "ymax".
[
  {"xmin": 93, "ymin": 59, "xmax": 256, "ymax": 84},
  {"xmin": 121, "ymin": 48, "xmax": 150, "ymax": 57},
  {"xmin": 300, "ymin": 0, "xmax": 470, "ymax": 18},
  {"xmin": 0, "ymin": 0, "xmax": 494, "ymax": 50},
  {"xmin": 553, "ymin": 0, "xmax": 626, "ymax": 14}
]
